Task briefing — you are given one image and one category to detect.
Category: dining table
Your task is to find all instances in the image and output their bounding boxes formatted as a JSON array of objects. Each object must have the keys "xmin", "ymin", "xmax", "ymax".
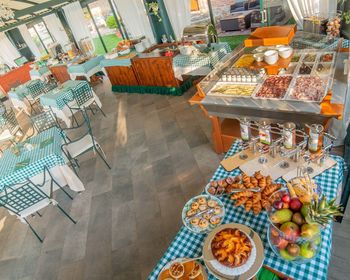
[
  {"xmin": 148, "ymin": 140, "xmax": 344, "ymax": 280},
  {"xmin": 7, "ymin": 79, "xmax": 41, "ymax": 115},
  {"xmin": 0, "ymin": 127, "xmax": 84, "ymax": 193},
  {"xmin": 67, "ymin": 55, "xmax": 104, "ymax": 81},
  {"xmin": 29, "ymin": 66, "xmax": 52, "ymax": 81},
  {"xmin": 39, "ymin": 80, "xmax": 102, "ymax": 127}
]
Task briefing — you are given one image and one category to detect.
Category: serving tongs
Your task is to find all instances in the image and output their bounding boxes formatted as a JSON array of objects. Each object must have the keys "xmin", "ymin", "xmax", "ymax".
[{"xmin": 185, "ymin": 208, "xmax": 215, "ymax": 222}]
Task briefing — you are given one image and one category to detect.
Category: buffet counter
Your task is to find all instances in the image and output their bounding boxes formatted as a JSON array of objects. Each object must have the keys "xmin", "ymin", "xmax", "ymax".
[
  {"xmin": 191, "ymin": 30, "xmax": 348, "ymax": 153},
  {"xmin": 101, "ymin": 43, "xmax": 231, "ymax": 96},
  {"xmin": 0, "ymin": 63, "xmax": 32, "ymax": 95}
]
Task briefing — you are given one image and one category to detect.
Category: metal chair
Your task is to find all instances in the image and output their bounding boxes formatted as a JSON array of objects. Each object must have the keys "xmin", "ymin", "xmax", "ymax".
[
  {"xmin": 25, "ymin": 80, "xmax": 46, "ymax": 113},
  {"xmin": 72, "ymin": 82, "xmax": 106, "ymax": 117},
  {"xmin": 61, "ymin": 108, "xmax": 111, "ymax": 174},
  {"xmin": 30, "ymin": 110, "xmax": 70, "ymax": 142},
  {"xmin": 0, "ymin": 108, "xmax": 23, "ymax": 145},
  {"xmin": 0, "ymin": 180, "xmax": 76, "ymax": 242}
]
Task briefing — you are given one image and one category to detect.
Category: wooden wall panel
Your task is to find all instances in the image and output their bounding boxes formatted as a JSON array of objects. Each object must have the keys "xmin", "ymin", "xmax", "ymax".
[
  {"xmin": 50, "ymin": 65, "xmax": 71, "ymax": 84},
  {"xmin": 132, "ymin": 56, "xmax": 179, "ymax": 87},
  {"xmin": 0, "ymin": 63, "xmax": 32, "ymax": 94},
  {"xmin": 105, "ymin": 66, "xmax": 139, "ymax": 86}
]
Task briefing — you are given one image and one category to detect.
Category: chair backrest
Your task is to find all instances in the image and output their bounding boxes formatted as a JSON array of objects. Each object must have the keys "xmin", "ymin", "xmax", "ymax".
[
  {"xmin": 2, "ymin": 108, "xmax": 20, "ymax": 135},
  {"xmin": 31, "ymin": 110, "xmax": 60, "ymax": 133},
  {"xmin": 27, "ymin": 80, "xmax": 46, "ymax": 99},
  {"xmin": 72, "ymin": 82, "xmax": 93, "ymax": 107},
  {"xmin": 0, "ymin": 181, "xmax": 49, "ymax": 217}
]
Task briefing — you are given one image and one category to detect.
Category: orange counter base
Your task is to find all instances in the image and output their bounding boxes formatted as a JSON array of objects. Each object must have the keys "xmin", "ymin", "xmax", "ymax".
[{"xmin": 0, "ymin": 63, "xmax": 32, "ymax": 94}]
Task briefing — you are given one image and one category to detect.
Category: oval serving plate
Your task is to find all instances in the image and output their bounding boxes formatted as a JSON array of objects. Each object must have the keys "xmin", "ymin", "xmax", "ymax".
[
  {"xmin": 182, "ymin": 195, "xmax": 225, "ymax": 234},
  {"xmin": 157, "ymin": 258, "xmax": 208, "ymax": 280},
  {"xmin": 202, "ymin": 223, "xmax": 264, "ymax": 280}
]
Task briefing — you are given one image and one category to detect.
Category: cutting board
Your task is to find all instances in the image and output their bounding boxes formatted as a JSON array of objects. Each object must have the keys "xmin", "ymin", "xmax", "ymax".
[
  {"xmin": 220, "ymin": 149, "xmax": 259, "ymax": 172},
  {"xmin": 282, "ymin": 157, "xmax": 337, "ymax": 181},
  {"xmin": 239, "ymin": 154, "xmax": 284, "ymax": 178}
]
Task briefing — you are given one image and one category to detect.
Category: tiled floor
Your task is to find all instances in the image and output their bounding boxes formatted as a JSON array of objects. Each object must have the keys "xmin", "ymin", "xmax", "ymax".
[{"xmin": 0, "ymin": 78, "xmax": 349, "ymax": 280}]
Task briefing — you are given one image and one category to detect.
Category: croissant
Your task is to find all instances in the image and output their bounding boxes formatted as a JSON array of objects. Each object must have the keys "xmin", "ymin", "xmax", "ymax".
[
  {"xmin": 254, "ymin": 171, "xmax": 263, "ymax": 180},
  {"xmin": 235, "ymin": 196, "xmax": 249, "ymax": 207},
  {"xmin": 253, "ymin": 201, "xmax": 262, "ymax": 216},
  {"xmin": 245, "ymin": 199, "xmax": 253, "ymax": 212},
  {"xmin": 263, "ymin": 184, "xmax": 281, "ymax": 196},
  {"xmin": 252, "ymin": 192, "xmax": 261, "ymax": 204},
  {"xmin": 250, "ymin": 177, "xmax": 258, "ymax": 186},
  {"xmin": 231, "ymin": 191, "xmax": 253, "ymax": 200},
  {"xmin": 261, "ymin": 198, "xmax": 270, "ymax": 210}
]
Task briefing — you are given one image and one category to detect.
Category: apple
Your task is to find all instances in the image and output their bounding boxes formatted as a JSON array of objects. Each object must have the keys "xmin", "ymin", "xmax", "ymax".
[
  {"xmin": 289, "ymin": 198, "xmax": 303, "ymax": 212},
  {"xmin": 281, "ymin": 194, "xmax": 291, "ymax": 203},
  {"xmin": 273, "ymin": 201, "xmax": 283, "ymax": 210}
]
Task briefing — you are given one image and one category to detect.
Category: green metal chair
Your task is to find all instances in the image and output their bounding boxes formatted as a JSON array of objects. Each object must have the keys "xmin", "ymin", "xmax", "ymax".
[
  {"xmin": 25, "ymin": 80, "xmax": 47, "ymax": 113},
  {"xmin": 61, "ymin": 108, "xmax": 111, "ymax": 174},
  {"xmin": 0, "ymin": 108, "xmax": 23, "ymax": 145},
  {"xmin": 0, "ymin": 179, "xmax": 76, "ymax": 242},
  {"xmin": 72, "ymin": 82, "xmax": 106, "ymax": 117}
]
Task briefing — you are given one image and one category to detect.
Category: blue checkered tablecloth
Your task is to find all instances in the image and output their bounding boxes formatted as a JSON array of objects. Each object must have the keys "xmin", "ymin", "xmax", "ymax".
[
  {"xmin": 173, "ymin": 43, "xmax": 231, "ymax": 70},
  {"xmin": 40, "ymin": 80, "xmax": 86, "ymax": 109},
  {"xmin": 68, "ymin": 55, "xmax": 104, "ymax": 74},
  {"xmin": 148, "ymin": 140, "xmax": 344, "ymax": 280},
  {"xmin": 0, "ymin": 127, "xmax": 65, "ymax": 191}
]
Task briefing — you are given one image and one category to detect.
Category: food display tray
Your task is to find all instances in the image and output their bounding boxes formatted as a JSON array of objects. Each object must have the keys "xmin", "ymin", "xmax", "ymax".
[
  {"xmin": 208, "ymin": 82, "xmax": 259, "ymax": 98},
  {"xmin": 251, "ymin": 75, "xmax": 294, "ymax": 100}
]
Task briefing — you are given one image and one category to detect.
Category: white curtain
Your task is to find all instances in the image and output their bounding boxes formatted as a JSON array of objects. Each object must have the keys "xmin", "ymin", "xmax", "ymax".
[
  {"xmin": 18, "ymin": 24, "xmax": 41, "ymax": 59},
  {"xmin": 0, "ymin": 33, "xmax": 21, "ymax": 67},
  {"xmin": 113, "ymin": 0, "xmax": 155, "ymax": 43},
  {"xmin": 287, "ymin": 0, "xmax": 337, "ymax": 29},
  {"xmin": 62, "ymin": 2, "xmax": 91, "ymax": 44},
  {"xmin": 164, "ymin": 0, "xmax": 191, "ymax": 40},
  {"xmin": 43, "ymin": 14, "xmax": 70, "ymax": 51}
]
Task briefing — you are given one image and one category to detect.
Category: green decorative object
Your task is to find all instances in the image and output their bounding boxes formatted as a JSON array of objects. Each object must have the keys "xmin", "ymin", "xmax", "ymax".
[
  {"xmin": 111, "ymin": 77, "xmax": 196, "ymax": 96},
  {"xmin": 147, "ymin": 2, "xmax": 162, "ymax": 22}
]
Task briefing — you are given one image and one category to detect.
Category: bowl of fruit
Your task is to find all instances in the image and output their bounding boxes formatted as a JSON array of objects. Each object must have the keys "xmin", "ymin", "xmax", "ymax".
[{"xmin": 266, "ymin": 176, "xmax": 343, "ymax": 263}]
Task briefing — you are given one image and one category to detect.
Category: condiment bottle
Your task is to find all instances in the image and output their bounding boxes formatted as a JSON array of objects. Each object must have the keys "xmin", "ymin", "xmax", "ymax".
[
  {"xmin": 258, "ymin": 121, "xmax": 272, "ymax": 145},
  {"xmin": 282, "ymin": 122, "xmax": 296, "ymax": 149},
  {"xmin": 239, "ymin": 118, "xmax": 251, "ymax": 141},
  {"xmin": 307, "ymin": 124, "xmax": 324, "ymax": 153}
]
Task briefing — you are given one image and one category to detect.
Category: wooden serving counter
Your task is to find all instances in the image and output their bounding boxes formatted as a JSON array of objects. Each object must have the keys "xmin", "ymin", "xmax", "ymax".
[
  {"xmin": 103, "ymin": 43, "xmax": 181, "ymax": 89},
  {"xmin": 0, "ymin": 63, "xmax": 32, "ymax": 95}
]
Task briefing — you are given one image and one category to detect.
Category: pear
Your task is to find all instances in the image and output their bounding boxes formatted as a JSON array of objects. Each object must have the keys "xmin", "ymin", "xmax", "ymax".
[
  {"xmin": 270, "ymin": 209, "xmax": 293, "ymax": 224},
  {"xmin": 301, "ymin": 224, "xmax": 320, "ymax": 239},
  {"xmin": 300, "ymin": 242, "xmax": 315, "ymax": 259},
  {"xmin": 280, "ymin": 249, "xmax": 296, "ymax": 261}
]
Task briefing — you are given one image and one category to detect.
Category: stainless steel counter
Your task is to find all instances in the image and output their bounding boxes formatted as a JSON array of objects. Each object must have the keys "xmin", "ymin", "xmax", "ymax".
[{"xmin": 200, "ymin": 52, "xmax": 348, "ymax": 124}]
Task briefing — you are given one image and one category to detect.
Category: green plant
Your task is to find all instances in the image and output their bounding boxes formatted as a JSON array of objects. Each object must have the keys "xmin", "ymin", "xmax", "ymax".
[
  {"xmin": 147, "ymin": 2, "xmax": 162, "ymax": 22},
  {"xmin": 106, "ymin": 15, "xmax": 119, "ymax": 29},
  {"xmin": 342, "ymin": 10, "xmax": 350, "ymax": 24}
]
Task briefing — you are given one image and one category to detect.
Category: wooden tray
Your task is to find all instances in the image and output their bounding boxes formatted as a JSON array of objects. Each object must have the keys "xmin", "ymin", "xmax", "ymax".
[{"xmin": 244, "ymin": 25, "xmax": 297, "ymax": 47}]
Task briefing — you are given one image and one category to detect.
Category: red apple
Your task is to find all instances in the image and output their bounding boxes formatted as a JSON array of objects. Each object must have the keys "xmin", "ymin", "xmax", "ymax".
[
  {"xmin": 273, "ymin": 201, "xmax": 283, "ymax": 210},
  {"xmin": 281, "ymin": 194, "xmax": 291, "ymax": 203},
  {"xmin": 289, "ymin": 198, "xmax": 303, "ymax": 212}
]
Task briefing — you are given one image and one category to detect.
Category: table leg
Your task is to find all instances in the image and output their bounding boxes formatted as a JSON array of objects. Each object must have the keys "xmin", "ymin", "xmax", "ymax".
[{"xmin": 210, "ymin": 116, "xmax": 224, "ymax": 154}]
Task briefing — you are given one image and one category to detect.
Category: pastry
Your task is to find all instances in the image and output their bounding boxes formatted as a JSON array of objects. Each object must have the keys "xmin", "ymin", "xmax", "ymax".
[
  {"xmin": 169, "ymin": 262, "xmax": 185, "ymax": 278},
  {"xmin": 210, "ymin": 216, "xmax": 221, "ymax": 225},
  {"xmin": 208, "ymin": 199, "xmax": 217, "ymax": 208},
  {"xmin": 189, "ymin": 262, "xmax": 202, "ymax": 279},
  {"xmin": 190, "ymin": 217, "xmax": 200, "ymax": 226},
  {"xmin": 214, "ymin": 206, "xmax": 222, "ymax": 215},
  {"xmin": 198, "ymin": 219, "xmax": 209, "ymax": 229},
  {"xmin": 186, "ymin": 209, "xmax": 197, "ymax": 217},
  {"xmin": 199, "ymin": 204, "xmax": 208, "ymax": 211},
  {"xmin": 191, "ymin": 202, "xmax": 199, "ymax": 210},
  {"xmin": 211, "ymin": 228, "xmax": 252, "ymax": 267},
  {"xmin": 198, "ymin": 197, "xmax": 207, "ymax": 205},
  {"xmin": 203, "ymin": 212, "xmax": 213, "ymax": 220}
]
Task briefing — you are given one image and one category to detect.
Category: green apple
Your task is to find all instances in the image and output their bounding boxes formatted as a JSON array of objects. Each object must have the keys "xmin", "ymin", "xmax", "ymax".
[{"xmin": 300, "ymin": 242, "xmax": 315, "ymax": 259}]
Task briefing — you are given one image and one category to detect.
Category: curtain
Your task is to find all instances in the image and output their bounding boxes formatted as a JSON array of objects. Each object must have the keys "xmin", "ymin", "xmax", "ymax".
[
  {"xmin": 287, "ymin": 0, "xmax": 337, "ymax": 29},
  {"xmin": 0, "ymin": 33, "xmax": 21, "ymax": 67},
  {"xmin": 113, "ymin": 0, "xmax": 155, "ymax": 43},
  {"xmin": 18, "ymin": 24, "xmax": 41, "ymax": 59},
  {"xmin": 62, "ymin": 2, "xmax": 91, "ymax": 44},
  {"xmin": 43, "ymin": 14, "xmax": 70, "ymax": 51},
  {"xmin": 164, "ymin": 0, "xmax": 191, "ymax": 40}
]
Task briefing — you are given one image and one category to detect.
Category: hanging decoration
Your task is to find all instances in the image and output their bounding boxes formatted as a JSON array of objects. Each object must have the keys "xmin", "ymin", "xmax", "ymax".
[
  {"xmin": 147, "ymin": 2, "xmax": 162, "ymax": 22},
  {"xmin": 0, "ymin": 0, "xmax": 15, "ymax": 27}
]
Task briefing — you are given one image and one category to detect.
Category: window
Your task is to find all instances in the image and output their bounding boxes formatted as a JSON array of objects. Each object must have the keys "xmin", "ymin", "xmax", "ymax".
[{"xmin": 27, "ymin": 21, "xmax": 54, "ymax": 55}]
